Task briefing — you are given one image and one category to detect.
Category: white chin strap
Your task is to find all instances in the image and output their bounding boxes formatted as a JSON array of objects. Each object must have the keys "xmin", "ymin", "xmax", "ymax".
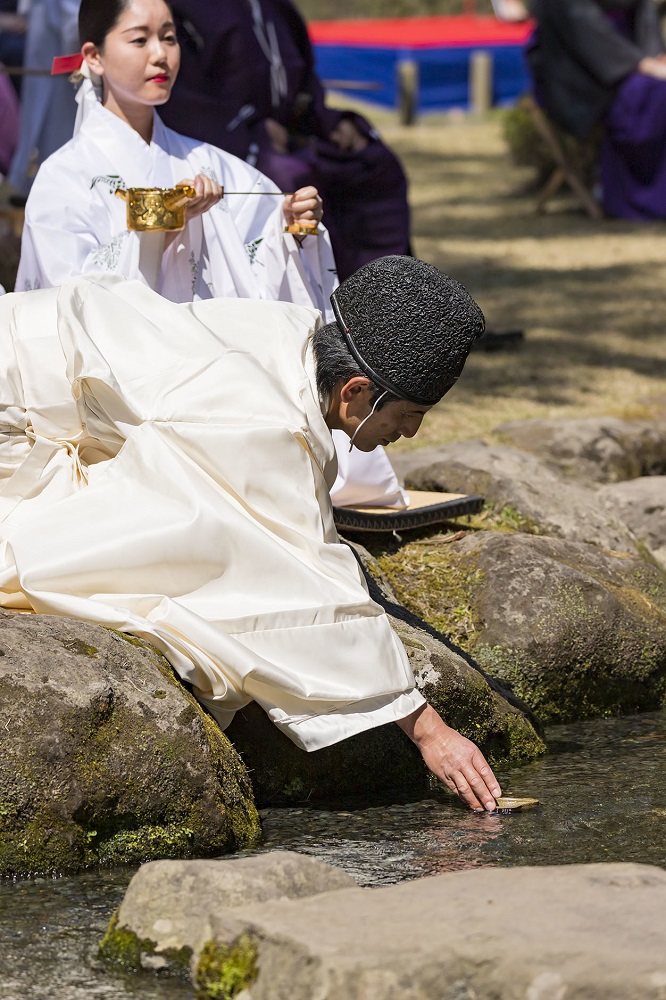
[
  {"xmin": 348, "ymin": 390, "xmax": 389, "ymax": 452},
  {"xmin": 74, "ymin": 61, "xmax": 103, "ymax": 135}
]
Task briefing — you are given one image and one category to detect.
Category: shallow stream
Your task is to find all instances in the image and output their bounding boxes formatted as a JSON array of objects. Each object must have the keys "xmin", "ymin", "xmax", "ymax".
[{"xmin": 1, "ymin": 710, "xmax": 665, "ymax": 999}]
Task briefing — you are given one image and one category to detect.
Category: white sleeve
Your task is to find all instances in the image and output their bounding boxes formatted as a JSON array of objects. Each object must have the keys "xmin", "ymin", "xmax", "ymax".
[{"xmin": 16, "ymin": 170, "xmax": 164, "ymax": 292}]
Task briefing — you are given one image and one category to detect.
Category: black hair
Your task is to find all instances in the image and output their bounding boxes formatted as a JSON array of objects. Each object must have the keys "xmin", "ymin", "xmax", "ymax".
[
  {"xmin": 312, "ymin": 322, "xmax": 395, "ymax": 408},
  {"xmin": 79, "ymin": 0, "xmax": 174, "ymax": 47}
]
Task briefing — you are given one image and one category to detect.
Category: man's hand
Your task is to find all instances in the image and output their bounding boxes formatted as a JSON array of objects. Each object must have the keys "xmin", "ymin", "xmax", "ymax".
[
  {"xmin": 397, "ymin": 703, "xmax": 501, "ymax": 811},
  {"xmin": 329, "ymin": 119, "xmax": 368, "ymax": 153}
]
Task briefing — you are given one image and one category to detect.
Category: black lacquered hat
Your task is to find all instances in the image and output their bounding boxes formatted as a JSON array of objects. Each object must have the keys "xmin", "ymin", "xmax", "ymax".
[{"xmin": 330, "ymin": 255, "xmax": 485, "ymax": 406}]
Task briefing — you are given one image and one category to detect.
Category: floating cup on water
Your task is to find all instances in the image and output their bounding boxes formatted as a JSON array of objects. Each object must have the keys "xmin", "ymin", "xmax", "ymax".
[{"xmin": 493, "ymin": 796, "xmax": 540, "ymax": 813}]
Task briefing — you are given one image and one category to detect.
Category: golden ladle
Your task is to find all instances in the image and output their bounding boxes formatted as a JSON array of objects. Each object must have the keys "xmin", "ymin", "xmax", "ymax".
[{"xmin": 116, "ymin": 184, "xmax": 319, "ymax": 236}]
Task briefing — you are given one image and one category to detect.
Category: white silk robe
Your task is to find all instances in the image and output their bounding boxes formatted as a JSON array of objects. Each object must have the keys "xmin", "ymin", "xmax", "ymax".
[
  {"xmin": 0, "ymin": 277, "xmax": 424, "ymax": 750},
  {"xmin": 15, "ymin": 100, "xmax": 336, "ymax": 316},
  {"xmin": 15, "ymin": 98, "xmax": 405, "ymax": 509}
]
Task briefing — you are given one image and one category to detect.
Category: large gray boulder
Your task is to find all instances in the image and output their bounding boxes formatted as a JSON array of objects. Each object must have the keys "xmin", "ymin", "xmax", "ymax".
[
  {"xmin": 0, "ymin": 611, "xmax": 259, "ymax": 877},
  {"xmin": 597, "ymin": 476, "xmax": 666, "ymax": 568},
  {"xmin": 99, "ymin": 851, "xmax": 356, "ymax": 975},
  {"xmin": 398, "ymin": 440, "xmax": 638, "ymax": 553},
  {"xmin": 496, "ymin": 416, "xmax": 666, "ymax": 483},
  {"xmin": 101, "ymin": 857, "xmax": 666, "ymax": 999},
  {"xmin": 374, "ymin": 530, "xmax": 666, "ymax": 722},
  {"xmin": 227, "ymin": 544, "xmax": 545, "ymax": 806}
]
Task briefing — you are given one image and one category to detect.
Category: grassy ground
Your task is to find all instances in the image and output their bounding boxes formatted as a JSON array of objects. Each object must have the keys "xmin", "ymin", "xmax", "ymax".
[
  {"xmin": 300, "ymin": 0, "xmax": 494, "ymax": 19},
  {"xmin": 346, "ymin": 105, "xmax": 666, "ymax": 452}
]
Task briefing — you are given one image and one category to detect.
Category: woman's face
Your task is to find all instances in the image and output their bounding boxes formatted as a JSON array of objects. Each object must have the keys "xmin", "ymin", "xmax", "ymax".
[{"xmin": 84, "ymin": 0, "xmax": 180, "ymax": 109}]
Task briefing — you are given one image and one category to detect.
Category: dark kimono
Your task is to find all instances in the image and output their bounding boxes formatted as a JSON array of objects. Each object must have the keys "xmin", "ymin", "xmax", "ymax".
[
  {"xmin": 160, "ymin": 0, "xmax": 411, "ymax": 280},
  {"xmin": 527, "ymin": 0, "xmax": 666, "ymax": 219}
]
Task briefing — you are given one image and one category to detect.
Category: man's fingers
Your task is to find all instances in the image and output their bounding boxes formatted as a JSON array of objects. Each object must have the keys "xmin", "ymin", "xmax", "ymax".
[
  {"xmin": 459, "ymin": 760, "xmax": 501, "ymax": 812},
  {"xmin": 449, "ymin": 771, "xmax": 484, "ymax": 811}
]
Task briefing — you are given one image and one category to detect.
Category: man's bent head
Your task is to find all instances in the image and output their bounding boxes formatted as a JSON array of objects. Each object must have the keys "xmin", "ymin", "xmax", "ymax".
[
  {"xmin": 330, "ymin": 255, "xmax": 485, "ymax": 406},
  {"xmin": 315, "ymin": 255, "xmax": 484, "ymax": 450}
]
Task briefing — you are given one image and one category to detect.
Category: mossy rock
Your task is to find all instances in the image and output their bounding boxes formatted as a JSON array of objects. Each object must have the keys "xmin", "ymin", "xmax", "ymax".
[
  {"xmin": 374, "ymin": 529, "xmax": 666, "ymax": 724},
  {"xmin": 0, "ymin": 611, "xmax": 260, "ymax": 877},
  {"xmin": 227, "ymin": 544, "xmax": 545, "ymax": 806}
]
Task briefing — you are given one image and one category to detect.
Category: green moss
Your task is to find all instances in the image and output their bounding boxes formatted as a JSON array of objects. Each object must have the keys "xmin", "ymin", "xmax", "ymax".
[
  {"xmin": 0, "ymin": 805, "xmax": 86, "ymax": 876},
  {"xmin": 98, "ymin": 910, "xmax": 193, "ymax": 976},
  {"xmin": 95, "ymin": 823, "xmax": 196, "ymax": 866},
  {"xmin": 105, "ymin": 628, "xmax": 149, "ymax": 649},
  {"xmin": 60, "ymin": 638, "xmax": 99, "ymax": 657},
  {"xmin": 194, "ymin": 935, "xmax": 259, "ymax": 1000},
  {"xmin": 475, "ymin": 575, "xmax": 666, "ymax": 723},
  {"xmin": 374, "ymin": 537, "xmax": 483, "ymax": 649},
  {"xmin": 98, "ymin": 911, "xmax": 144, "ymax": 971}
]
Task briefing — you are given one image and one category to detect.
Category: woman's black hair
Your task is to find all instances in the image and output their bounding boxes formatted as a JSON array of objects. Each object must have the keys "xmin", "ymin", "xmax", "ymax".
[{"xmin": 79, "ymin": 0, "xmax": 173, "ymax": 47}]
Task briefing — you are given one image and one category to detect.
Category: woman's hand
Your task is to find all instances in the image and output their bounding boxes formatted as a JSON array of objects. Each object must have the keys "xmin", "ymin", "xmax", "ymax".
[
  {"xmin": 397, "ymin": 703, "xmax": 502, "ymax": 812},
  {"xmin": 181, "ymin": 173, "xmax": 224, "ymax": 221},
  {"xmin": 163, "ymin": 175, "xmax": 223, "ymax": 249},
  {"xmin": 282, "ymin": 185, "xmax": 323, "ymax": 229}
]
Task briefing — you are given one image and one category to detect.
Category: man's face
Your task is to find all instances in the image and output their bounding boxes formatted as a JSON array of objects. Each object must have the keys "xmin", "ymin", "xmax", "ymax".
[{"xmin": 350, "ymin": 395, "xmax": 432, "ymax": 452}]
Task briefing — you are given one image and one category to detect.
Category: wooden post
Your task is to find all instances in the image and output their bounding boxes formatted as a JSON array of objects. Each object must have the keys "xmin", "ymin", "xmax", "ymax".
[
  {"xmin": 397, "ymin": 59, "xmax": 419, "ymax": 126},
  {"xmin": 469, "ymin": 50, "xmax": 493, "ymax": 115}
]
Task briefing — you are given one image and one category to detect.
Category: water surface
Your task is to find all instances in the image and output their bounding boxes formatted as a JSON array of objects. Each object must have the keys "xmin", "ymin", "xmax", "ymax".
[{"xmin": 1, "ymin": 710, "xmax": 665, "ymax": 999}]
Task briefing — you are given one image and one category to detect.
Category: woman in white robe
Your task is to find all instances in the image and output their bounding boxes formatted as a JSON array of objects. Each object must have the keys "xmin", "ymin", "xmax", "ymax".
[
  {"xmin": 16, "ymin": 0, "xmax": 406, "ymax": 508},
  {"xmin": 0, "ymin": 275, "xmax": 502, "ymax": 810},
  {"xmin": 15, "ymin": 0, "xmax": 334, "ymax": 313}
]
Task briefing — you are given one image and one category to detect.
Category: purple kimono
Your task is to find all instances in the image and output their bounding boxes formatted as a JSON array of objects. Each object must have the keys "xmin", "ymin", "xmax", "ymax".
[
  {"xmin": 161, "ymin": 0, "xmax": 411, "ymax": 279},
  {"xmin": 528, "ymin": 0, "xmax": 666, "ymax": 220}
]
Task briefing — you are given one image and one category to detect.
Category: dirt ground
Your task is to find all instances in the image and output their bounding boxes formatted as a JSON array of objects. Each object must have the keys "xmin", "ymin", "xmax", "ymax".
[{"xmin": 362, "ymin": 107, "xmax": 666, "ymax": 452}]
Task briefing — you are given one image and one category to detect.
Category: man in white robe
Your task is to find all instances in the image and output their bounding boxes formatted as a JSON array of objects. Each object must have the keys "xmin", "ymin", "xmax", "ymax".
[{"xmin": 0, "ymin": 256, "xmax": 502, "ymax": 811}]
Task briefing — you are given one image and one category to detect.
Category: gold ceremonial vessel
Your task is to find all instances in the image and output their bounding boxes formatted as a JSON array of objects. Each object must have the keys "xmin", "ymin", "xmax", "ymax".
[{"xmin": 115, "ymin": 185, "xmax": 196, "ymax": 232}]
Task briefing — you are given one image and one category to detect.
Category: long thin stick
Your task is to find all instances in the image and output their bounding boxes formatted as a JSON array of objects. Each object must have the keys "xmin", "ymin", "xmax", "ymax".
[{"xmin": 224, "ymin": 190, "xmax": 292, "ymax": 195}]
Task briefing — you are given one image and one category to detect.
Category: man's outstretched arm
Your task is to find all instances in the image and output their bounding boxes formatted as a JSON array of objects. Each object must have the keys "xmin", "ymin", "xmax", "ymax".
[{"xmin": 397, "ymin": 703, "xmax": 502, "ymax": 812}]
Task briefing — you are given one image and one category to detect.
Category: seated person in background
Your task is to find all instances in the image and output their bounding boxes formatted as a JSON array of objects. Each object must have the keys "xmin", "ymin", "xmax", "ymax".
[
  {"xmin": 528, "ymin": 0, "xmax": 666, "ymax": 219},
  {"xmin": 0, "ymin": 0, "xmax": 27, "ymax": 95},
  {"xmin": 8, "ymin": 0, "xmax": 80, "ymax": 196},
  {"xmin": 0, "ymin": 256, "xmax": 501, "ymax": 812},
  {"xmin": 160, "ymin": 0, "xmax": 412, "ymax": 282}
]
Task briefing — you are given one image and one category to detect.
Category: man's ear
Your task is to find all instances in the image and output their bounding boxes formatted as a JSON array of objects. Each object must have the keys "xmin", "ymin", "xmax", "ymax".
[
  {"xmin": 339, "ymin": 376, "xmax": 372, "ymax": 403},
  {"xmin": 82, "ymin": 42, "xmax": 104, "ymax": 77}
]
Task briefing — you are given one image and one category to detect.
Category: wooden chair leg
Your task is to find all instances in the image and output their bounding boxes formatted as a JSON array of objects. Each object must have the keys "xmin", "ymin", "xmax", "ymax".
[
  {"xmin": 525, "ymin": 96, "xmax": 603, "ymax": 219},
  {"xmin": 536, "ymin": 167, "xmax": 566, "ymax": 213}
]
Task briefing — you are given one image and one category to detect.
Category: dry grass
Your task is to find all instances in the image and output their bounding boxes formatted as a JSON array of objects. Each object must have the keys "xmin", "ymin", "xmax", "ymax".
[{"xmin": 356, "ymin": 106, "xmax": 666, "ymax": 451}]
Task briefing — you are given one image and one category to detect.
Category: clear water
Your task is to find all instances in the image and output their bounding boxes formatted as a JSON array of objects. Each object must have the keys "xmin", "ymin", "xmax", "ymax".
[{"xmin": 1, "ymin": 711, "xmax": 665, "ymax": 999}]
